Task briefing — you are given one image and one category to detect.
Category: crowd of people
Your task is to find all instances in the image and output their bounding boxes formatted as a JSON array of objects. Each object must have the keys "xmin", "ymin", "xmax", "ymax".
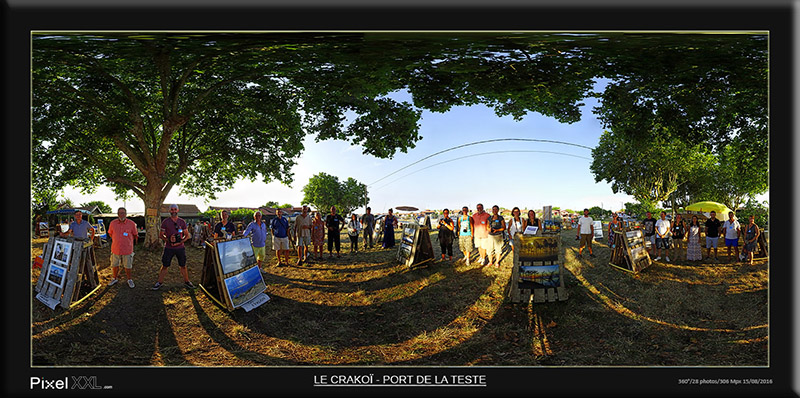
[
  {"xmin": 632, "ymin": 210, "xmax": 761, "ymax": 265},
  {"xmin": 51, "ymin": 202, "xmax": 764, "ymax": 291}
]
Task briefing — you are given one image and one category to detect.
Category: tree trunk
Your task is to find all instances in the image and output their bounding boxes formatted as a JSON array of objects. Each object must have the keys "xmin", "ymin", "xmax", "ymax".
[{"xmin": 143, "ymin": 187, "xmax": 166, "ymax": 250}]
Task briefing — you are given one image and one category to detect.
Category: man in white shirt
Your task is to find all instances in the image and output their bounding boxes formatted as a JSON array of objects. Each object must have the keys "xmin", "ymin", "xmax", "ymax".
[
  {"xmin": 654, "ymin": 211, "xmax": 672, "ymax": 262},
  {"xmin": 576, "ymin": 208, "xmax": 595, "ymax": 258},
  {"xmin": 722, "ymin": 211, "xmax": 741, "ymax": 262}
]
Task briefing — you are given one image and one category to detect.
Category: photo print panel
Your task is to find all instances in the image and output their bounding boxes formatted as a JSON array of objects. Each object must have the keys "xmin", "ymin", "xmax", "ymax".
[
  {"xmin": 217, "ymin": 237, "xmax": 256, "ymax": 275},
  {"xmin": 46, "ymin": 263, "xmax": 67, "ymax": 289},
  {"xmin": 51, "ymin": 240, "xmax": 73, "ymax": 266},
  {"xmin": 223, "ymin": 266, "xmax": 267, "ymax": 309},
  {"xmin": 519, "ymin": 264, "xmax": 561, "ymax": 288}
]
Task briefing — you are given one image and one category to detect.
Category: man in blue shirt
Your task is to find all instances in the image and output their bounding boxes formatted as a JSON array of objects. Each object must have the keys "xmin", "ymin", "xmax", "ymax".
[
  {"xmin": 61, "ymin": 210, "xmax": 95, "ymax": 241},
  {"xmin": 243, "ymin": 211, "xmax": 269, "ymax": 269},
  {"xmin": 271, "ymin": 208, "xmax": 291, "ymax": 267}
]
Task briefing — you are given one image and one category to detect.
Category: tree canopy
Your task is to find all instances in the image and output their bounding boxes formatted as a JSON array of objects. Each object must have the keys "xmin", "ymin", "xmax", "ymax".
[
  {"xmin": 302, "ymin": 172, "xmax": 368, "ymax": 216},
  {"xmin": 32, "ymin": 32, "xmax": 768, "ymax": 247},
  {"xmin": 81, "ymin": 200, "xmax": 112, "ymax": 213}
]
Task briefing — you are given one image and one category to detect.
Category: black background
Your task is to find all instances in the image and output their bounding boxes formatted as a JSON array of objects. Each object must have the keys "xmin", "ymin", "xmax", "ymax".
[{"xmin": 5, "ymin": 1, "xmax": 794, "ymax": 396}]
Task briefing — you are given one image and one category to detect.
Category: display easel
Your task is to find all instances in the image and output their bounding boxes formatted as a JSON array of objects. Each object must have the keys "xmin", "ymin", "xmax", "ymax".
[
  {"xmin": 35, "ymin": 237, "xmax": 101, "ymax": 310},
  {"xmin": 609, "ymin": 228, "xmax": 653, "ymax": 273},
  {"xmin": 508, "ymin": 235, "xmax": 568, "ymax": 303},
  {"xmin": 397, "ymin": 223, "xmax": 434, "ymax": 268},
  {"xmin": 198, "ymin": 236, "xmax": 270, "ymax": 312}
]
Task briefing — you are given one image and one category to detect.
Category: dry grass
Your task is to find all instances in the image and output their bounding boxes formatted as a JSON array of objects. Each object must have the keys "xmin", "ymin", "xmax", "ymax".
[{"xmin": 30, "ymin": 229, "xmax": 768, "ymax": 367}]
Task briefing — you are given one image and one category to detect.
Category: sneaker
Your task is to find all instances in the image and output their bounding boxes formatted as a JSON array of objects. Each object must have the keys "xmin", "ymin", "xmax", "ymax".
[
  {"xmin": 654, "ymin": 256, "xmax": 661, "ymax": 261},
  {"xmin": 296, "ymin": 260, "xmax": 303, "ymax": 266},
  {"xmin": 589, "ymin": 253, "xmax": 596, "ymax": 258},
  {"xmin": 184, "ymin": 281, "xmax": 196, "ymax": 289},
  {"xmin": 665, "ymin": 256, "xmax": 670, "ymax": 262},
  {"xmin": 151, "ymin": 281, "xmax": 163, "ymax": 290},
  {"xmin": 127, "ymin": 279, "xmax": 135, "ymax": 288},
  {"xmin": 108, "ymin": 278, "xmax": 119, "ymax": 287}
]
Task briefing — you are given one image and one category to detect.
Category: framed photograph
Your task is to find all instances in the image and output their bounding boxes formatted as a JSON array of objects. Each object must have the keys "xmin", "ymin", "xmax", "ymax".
[
  {"xmin": 592, "ymin": 220, "xmax": 604, "ymax": 240},
  {"xmin": 519, "ymin": 264, "xmax": 560, "ymax": 288},
  {"xmin": 216, "ymin": 237, "xmax": 256, "ymax": 275},
  {"xmin": 45, "ymin": 263, "xmax": 67, "ymax": 289},
  {"xmin": 223, "ymin": 266, "xmax": 267, "ymax": 309},
  {"xmin": 51, "ymin": 240, "xmax": 72, "ymax": 266}
]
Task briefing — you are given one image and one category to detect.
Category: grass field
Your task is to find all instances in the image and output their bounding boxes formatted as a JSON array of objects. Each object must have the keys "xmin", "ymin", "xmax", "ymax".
[{"xmin": 30, "ymin": 228, "xmax": 768, "ymax": 366}]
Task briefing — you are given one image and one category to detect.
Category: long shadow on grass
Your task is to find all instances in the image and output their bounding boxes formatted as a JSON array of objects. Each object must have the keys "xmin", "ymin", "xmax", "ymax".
[
  {"xmin": 187, "ymin": 291, "xmax": 299, "ymax": 365},
  {"xmin": 31, "ymin": 285, "xmax": 114, "ymax": 335},
  {"xmin": 201, "ymin": 266, "xmax": 494, "ymax": 348},
  {"xmin": 32, "ymin": 283, "xmax": 188, "ymax": 366},
  {"xmin": 287, "ymin": 259, "xmax": 400, "ymax": 273},
  {"xmin": 261, "ymin": 262, "xmax": 445, "ymax": 294}
]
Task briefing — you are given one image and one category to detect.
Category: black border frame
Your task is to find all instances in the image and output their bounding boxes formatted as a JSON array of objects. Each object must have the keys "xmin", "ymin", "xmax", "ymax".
[{"xmin": 7, "ymin": 1, "xmax": 793, "ymax": 396}]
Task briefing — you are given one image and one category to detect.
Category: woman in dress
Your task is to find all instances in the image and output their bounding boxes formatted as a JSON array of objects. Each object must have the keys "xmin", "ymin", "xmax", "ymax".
[
  {"xmin": 507, "ymin": 207, "xmax": 524, "ymax": 254},
  {"xmin": 686, "ymin": 215, "xmax": 702, "ymax": 261},
  {"xmin": 382, "ymin": 208, "xmax": 398, "ymax": 248},
  {"xmin": 347, "ymin": 213, "xmax": 361, "ymax": 253},
  {"xmin": 741, "ymin": 214, "xmax": 761, "ymax": 266},
  {"xmin": 311, "ymin": 211, "xmax": 326, "ymax": 260}
]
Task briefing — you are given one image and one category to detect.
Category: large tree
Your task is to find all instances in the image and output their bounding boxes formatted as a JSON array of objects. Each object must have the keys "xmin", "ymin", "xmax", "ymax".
[
  {"xmin": 32, "ymin": 33, "xmax": 599, "ymax": 247},
  {"xmin": 590, "ymin": 130, "xmax": 713, "ymax": 210},
  {"xmin": 32, "ymin": 32, "xmax": 767, "ymax": 247},
  {"xmin": 302, "ymin": 173, "xmax": 368, "ymax": 216}
]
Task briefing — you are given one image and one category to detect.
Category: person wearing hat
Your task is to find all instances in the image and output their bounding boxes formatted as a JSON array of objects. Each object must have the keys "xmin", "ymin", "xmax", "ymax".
[
  {"xmin": 576, "ymin": 208, "xmax": 595, "ymax": 258},
  {"xmin": 153, "ymin": 204, "xmax": 195, "ymax": 290}
]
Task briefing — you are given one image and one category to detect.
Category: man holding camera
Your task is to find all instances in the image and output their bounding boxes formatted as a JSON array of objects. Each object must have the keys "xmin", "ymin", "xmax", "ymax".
[{"xmin": 152, "ymin": 204, "xmax": 195, "ymax": 290}]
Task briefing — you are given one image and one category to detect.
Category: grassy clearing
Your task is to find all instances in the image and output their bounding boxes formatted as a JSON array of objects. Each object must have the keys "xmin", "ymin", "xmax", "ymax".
[{"xmin": 30, "ymin": 229, "xmax": 767, "ymax": 366}]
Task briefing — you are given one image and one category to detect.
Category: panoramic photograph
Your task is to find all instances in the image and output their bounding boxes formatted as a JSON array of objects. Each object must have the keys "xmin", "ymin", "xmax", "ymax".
[{"xmin": 30, "ymin": 31, "xmax": 768, "ymax": 371}]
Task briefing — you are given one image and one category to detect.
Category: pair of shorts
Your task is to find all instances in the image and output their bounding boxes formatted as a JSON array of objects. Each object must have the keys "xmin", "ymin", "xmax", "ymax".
[
  {"xmin": 161, "ymin": 247, "xmax": 186, "ymax": 267},
  {"xmin": 725, "ymin": 238, "xmax": 739, "ymax": 247},
  {"xmin": 647, "ymin": 235, "xmax": 656, "ymax": 246},
  {"xmin": 706, "ymin": 236, "xmax": 719, "ymax": 248},
  {"xmin": 474, "ymin": 236, "xmax": 490, "ymax": 251},
  {"xmin": 297, "ymin": 235, "xmax": 311, "ymax": 247},
  {"xmin": 579, "ymin": 234, "xmax": 593, "ymax": 248},
  {"xmin": 253, "ymin": 246, "xmax": 266, "ymax": 262},
  {"xmin": 488, "ymin": 234, "xmax": 504, "ymax": 255},
  {"xmin": 110, "ymin": 253, "xmax": 133, "ymax": 269},
  {"xmin": 273, "ymin": 236, "xmax": 290, "ymax": 251},
  {"xmin": 459, "ymin": 235, "xmax": 474, "ymax": 254},
  {"xmin": 656, "ymin": 237, "xmax": 672, "ymax": 249},
  {"xmin": 744, "ymin": 242, "xmax": 756, "ymax": 252}
]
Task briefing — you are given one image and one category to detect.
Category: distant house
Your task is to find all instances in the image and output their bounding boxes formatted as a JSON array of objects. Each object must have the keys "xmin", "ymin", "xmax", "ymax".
[{"xmin": 159, "ymin": 204, "xmax": 202, "ymax": 223}]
